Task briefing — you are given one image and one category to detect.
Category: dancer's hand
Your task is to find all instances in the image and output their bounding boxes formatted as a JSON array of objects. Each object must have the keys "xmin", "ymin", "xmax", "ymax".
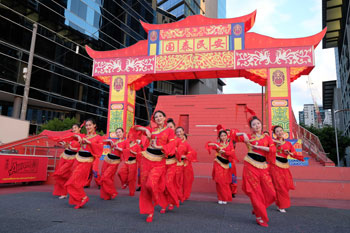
[
  {"xmin": 74, "ymin": 135, "xmax": 82, "ymax": 143},
  {"xmin": 219, "ymin": 149, "xmax": 225, "ymax": 154},
  {"xmin": 82, "ymin": 138, "xmax": 91, "ymax": 144}
]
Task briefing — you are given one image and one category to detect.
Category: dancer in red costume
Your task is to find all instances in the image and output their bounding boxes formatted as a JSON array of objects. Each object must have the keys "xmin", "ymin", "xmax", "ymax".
[
  {"xmin": 175, "ymin": 128, "xmax": 197, "ymax": 202},
  {"xmin": 100, "ymin": 128, "xmax": 128, "ymax": 200},
  {"xmin": 65, "ymin": 119, "xmax": 103, "ymax": 209},
  {"xmin": 134, "ymin": 110, "xmax": 175, "ymax": 223},
  {"xmin": 227, "ymin": 129, "xmax": 239, "ymax": 198},
  {"xmin": 232, "ymin": 115, "xmax": 276, "ymax": 227},
  {"xmin": 160, "ymin": 118, "xmax": 179, "ymax": 213},
  {"xmin": 118, "ymin": 138, "xmax": 141, "ymax": 196},
  {"xmin": 53, "ymin": 123, "xmax": 83, "ymax": 199},
  {"xmin": 207, "ymin": 125, "xmax": 236, "ymax": 204},
  {"xmin": 270, "ymin": 125, "xmax": 304, "ymax": 213}
]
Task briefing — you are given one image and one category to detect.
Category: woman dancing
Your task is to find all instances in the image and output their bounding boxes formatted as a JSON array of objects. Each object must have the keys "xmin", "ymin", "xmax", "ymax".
[
  {"xmin": 270, "ymin": 125, "xmax": 304, "ymax": 213},
  {"xmin": 118, "ymin": 137, "xmax": 142, "ymax": 196},
  {"xmin": 52, "ymin": 123, "xmax": 82, "ymax": 199},
  {"xmin": 65, "ymin": 119, "xmax": 103, "ymax": 209},
  {"xmin": 175, "ymin": 127, "xmax": 197, "ymax": 202},
  {"xmin": 134, "ymin": 110, "xmax": 175, "ymax": 223},
  {"xmin": 100, "ymin": 128, "xmax": 128, "ymax": 200},
  {"xmin": 232, "ymin": 116, "xmax": 276, "ymax": 227},
  {"xmin": 207, "ymin": 125, "xmax": 236, "ymax": 205}
]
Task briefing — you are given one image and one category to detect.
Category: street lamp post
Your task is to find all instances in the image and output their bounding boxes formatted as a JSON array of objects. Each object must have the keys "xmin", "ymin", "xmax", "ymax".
[
  {"xmin": 333, "ymin": 109, "xmax": 350, "ymax": 166},
  {"xmin": 20, "ymin": 23, "xmax": 38, "ymax": 120}
]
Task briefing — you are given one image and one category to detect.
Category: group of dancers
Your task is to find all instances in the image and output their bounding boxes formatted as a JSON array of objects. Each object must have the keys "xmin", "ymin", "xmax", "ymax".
[
  {"xmin": 207, "ymin": 114, "xmax": 304, "ymax": 227},
  {"xmin": 51, "ymin": 109, "xmax": 304, "ymax": 227}
]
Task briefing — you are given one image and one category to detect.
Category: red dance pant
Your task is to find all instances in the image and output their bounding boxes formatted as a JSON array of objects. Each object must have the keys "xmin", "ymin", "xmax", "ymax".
[
  {"xmin": 100, "ymin": 162, "xmax": 119, "ymax": 200},
  {"xmin": 85, "ymin": 158, "xmax": 101, "ymax": 187},
  {"xmin": 183, "ymin": 163, "xmax": 194, "ymax": 201},
  {"xmin": 270, "ymin": 165, "xmax": 294, "ymax": 209},
  {"xmin": 212, "ymin": 161, "xmax": 232, "ymax": 202},
  {"xmin": 230, "ymin": 183, "xmax": 238, "ymax": 195},
  {"xmin": 175, "ymin": 165, "xmax": 184, "ymax": 202},
  {"xmin": 65, "ymin": 161, "xmax": 92, "ymax": 205},
  {"xmin": 53, "ymin": 157, "xmax": 75, "ymax": 196},
  {"xmin": 163, "ymin": 163, "xmax": 179, "ymax": 207},
  {"xmin": 137, "ymin": 164, "xmax": 141, "ymax": 188},
  {"xmin": 139, "ymin": 157, "xmax": 166, "ymax": 215},
  {"xmin": 230, "ymin": 164, "xmax": 238, "ymax": 195},
  {"xmin": 118, "ymin": 162, "xmax": 137, "ymax": 196},
  {"xmin": 242, "ymin": 162, "xmax": 276, "ymax": 223}
]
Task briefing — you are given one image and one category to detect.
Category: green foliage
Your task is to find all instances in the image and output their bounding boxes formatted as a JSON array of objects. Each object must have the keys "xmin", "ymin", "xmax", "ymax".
[
  {"xmin": 39, "ymin": 117, "xmax": 105, "ymax": 136},
  {"xmin": 39, "ymin": 117, "xmax": 79, "ymax": 132},
  {"xmin": 302, "ymin": 125, "xmax": 350, "ymax": 165},
  {"xmin": 80, "ymin": 127, "xmax": 105, "ymax": 136}
]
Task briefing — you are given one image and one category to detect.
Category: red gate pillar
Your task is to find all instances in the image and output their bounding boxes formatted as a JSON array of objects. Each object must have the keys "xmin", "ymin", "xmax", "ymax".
[
  {"xmin": 107, "ymin": 75, "xmax": 135, "ymax": 139},
  {"xmin": 266, "ymin": 67, "xmax": 293, "ymax": 139}
]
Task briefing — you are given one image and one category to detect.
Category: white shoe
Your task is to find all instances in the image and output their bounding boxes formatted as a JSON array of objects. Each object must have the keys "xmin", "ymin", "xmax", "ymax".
[
  {"xmin": 277, "ymin": 208, "xmax": 286, "ymax": 213},
  {"xmin": 58, "ymin": 195, "xmax": 67, "ymax": 199},
  {"xmin": 218, "ymin": 200, "xmax": 223, "ymax": 204},
  {"xmin": 222, "ymin": 201, "xmax": 227, "ymax": 205}
]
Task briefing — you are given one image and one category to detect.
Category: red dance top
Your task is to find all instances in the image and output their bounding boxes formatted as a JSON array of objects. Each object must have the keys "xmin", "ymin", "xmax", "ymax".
[
  {"xmin": 206, "ymin": 140, "xmax": 236, "ymax": 169},
  {"xmin": 123, "ymin": 141, "xmax": 142, "ymax": 162},
  {"xmin": 176, "ymin": 138, "xmax": 198, "ymax": 166},
  {"xmin": 274, "ymin": 140, "xmax": 304, "ymax": 168},
  {"xmin": 232, "ymin": 133, "xmax": 276, "ymax": 169},
  {"xmin": 54, "ymin": 132, "xmax": 84, "ymax": 152},
  {"xmin": 80, "ymin": 134, "xmax": 104, "ymax": 158},
  {"xmin": 176, "ymin": 139, "xmax": 197, "ymax": 162},
  {"xmin": 150, "ymin": 126, "xmax": 176, "ymax": 156},
  {"xmin": 105, "ymin": 138, "xmax": 128, "ymax": 157},
  {"xmin": 135, "ymin": 125, "xmax": 176, "ymax": 162}
]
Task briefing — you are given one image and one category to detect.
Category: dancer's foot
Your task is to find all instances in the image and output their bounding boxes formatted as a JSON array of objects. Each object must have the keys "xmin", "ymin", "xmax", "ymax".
[
  {"xmin": 111, "ymin": 193, "xmax": 117, "ymax": 199},
  {"xmin": 80, "ymin": 196, "xmax": 89, "ymax": 208},
  {"xmin": 168, "ymin": 204, "xmax": 174, "ymax": 210},
  {"xmin": 256, "ymin": 217, "xmax": 268, "ymax": 227},
  {"xmin": 122, "ymin": 184, "xmax": 127, "ymax": 189},
  {"xmin": 58, "ymin": 195, "xmax": 67, "ymax": 199},
  {"xmin": 222, "ymin": 201, "xmax": 227, "ymax": 205},
  {"xmin": 160, "ymin": 208, "xmax": 166, "ymax": 214},
  {"xmin": 218, "ymin": 200, "xmax": 223, "ymax": 204},
  {"xmin": 277, "ymin": 208, "xmax": 286, "ymax": 213},
  {"xmin": 74, "ymin": 196, "xmax": 89, "ymax": 209},
  {"xmin": 146, "ymin": 214, "xmax": 153, "ymax": 223}
]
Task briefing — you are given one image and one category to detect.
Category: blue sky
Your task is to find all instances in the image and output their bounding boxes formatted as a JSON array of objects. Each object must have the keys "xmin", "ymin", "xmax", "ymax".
[{"xmin": 223, "ymin": 0, "xmax": 337, "ymax": 116}]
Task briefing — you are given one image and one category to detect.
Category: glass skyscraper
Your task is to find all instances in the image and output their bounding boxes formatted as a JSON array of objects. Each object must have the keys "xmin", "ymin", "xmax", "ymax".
[
  {"xmin": 157, "ymin": 0, "xmax": 204, "ymax": 20},
  {"xmin": 0, "ymin": 0, "xmax": 224, "ymax": 134},
  {"xmin": 0, "ymin": 0, "xmax": 155, "ymax": 133}
]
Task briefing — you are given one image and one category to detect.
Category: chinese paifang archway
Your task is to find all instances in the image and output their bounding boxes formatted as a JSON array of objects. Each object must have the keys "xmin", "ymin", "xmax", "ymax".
[{"xmin": 85, "ymin": 11, "xmax": 326, "ymax": 139}]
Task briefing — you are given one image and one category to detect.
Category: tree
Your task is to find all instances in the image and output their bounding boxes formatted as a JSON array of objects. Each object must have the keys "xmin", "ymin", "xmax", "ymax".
[
  {"xmin": 40, "ymin": 117, "xmax": 79, "ymax": 132},
  {"xmin": 302, "ymin": 124, "xmax": 350, "ymax": 165},
  {"xmin": 39, "ymin": 118, "xmax": 105, "ymax": 136}
]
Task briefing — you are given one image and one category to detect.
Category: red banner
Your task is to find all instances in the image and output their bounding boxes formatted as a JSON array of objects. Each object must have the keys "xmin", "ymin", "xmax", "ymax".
[{"xmin": 0, "ymin": 154, "xmax": 48, "ymax": 183}]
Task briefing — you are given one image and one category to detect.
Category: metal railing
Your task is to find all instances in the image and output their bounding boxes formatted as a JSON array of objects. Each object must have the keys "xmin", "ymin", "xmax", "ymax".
[
  {"xmin": 0, "ymin": 135, "xmax": 47, "ymax": 150},
  {"xmin": 22, "ymin": 145, "xmax": 64, "ymax": 172},
  {"xmin": 291, "ymin": 114, "xmax": 335, "ymax": 166}
]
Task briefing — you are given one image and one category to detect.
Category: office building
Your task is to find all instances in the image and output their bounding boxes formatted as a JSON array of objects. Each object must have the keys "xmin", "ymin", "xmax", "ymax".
[{"xmin": 322, "ymin": 0, "xmax": 350, "ymax": 136}]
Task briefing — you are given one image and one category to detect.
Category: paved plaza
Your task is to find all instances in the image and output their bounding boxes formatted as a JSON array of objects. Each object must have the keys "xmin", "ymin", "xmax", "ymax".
[{"xmin": 1, "ymin": 185, "xmax": 350, "ymax": 233}]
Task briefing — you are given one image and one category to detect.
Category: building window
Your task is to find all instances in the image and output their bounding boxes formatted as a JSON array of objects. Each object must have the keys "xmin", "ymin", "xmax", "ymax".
[{"xmin": 70, "ymin": 0, "xmax": 87, "ymax": 20}]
